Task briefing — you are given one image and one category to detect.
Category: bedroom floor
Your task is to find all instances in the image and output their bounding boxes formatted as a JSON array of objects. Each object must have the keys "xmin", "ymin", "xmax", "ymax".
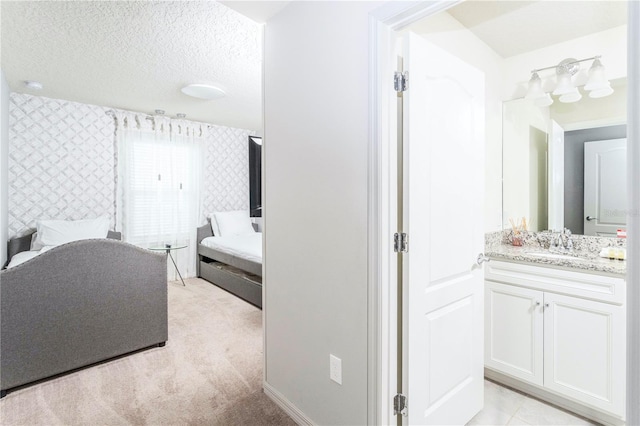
[
  {"xmin": 0, "ymin": 278, "xmax": 295, "ymax": 426},
  {"xmin": 0, "ymin": 278, "xmax": 600, "ymax": 426}
]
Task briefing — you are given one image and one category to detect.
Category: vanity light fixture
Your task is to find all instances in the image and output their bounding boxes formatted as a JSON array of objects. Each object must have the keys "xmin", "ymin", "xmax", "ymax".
[
  {"xmin": 525, "ymin": 56, "xmax": 613, "ymax": 106},
  {"xmin": 181, "ymin": 83, "xmax": 226, "ymax": 100}
]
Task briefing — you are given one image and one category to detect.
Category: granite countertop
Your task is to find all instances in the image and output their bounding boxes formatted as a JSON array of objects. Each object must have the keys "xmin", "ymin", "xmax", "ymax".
[{"xmin": 486, "ymin": 244, "xmax": 627, "ymax": 276}]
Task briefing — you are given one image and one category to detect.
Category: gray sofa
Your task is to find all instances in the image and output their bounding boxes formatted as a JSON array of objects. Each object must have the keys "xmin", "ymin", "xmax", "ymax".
[{"xmin": 0, "ymin": 234, "xmax": 168, "ymax": 397}]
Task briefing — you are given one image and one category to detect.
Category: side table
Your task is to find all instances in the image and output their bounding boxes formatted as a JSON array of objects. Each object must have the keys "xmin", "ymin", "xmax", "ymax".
[{"xmin": 149, "ymin": 244, "xmax": 188, "ymax": 286}]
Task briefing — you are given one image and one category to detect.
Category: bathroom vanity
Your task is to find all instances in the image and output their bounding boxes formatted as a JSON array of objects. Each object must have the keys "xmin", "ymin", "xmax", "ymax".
[{"xmin": 484, "ymin": 238, "xmax": 626, "ymax": 425}]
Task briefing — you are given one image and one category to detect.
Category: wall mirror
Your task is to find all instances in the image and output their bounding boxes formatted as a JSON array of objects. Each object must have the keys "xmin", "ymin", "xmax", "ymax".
[
  {"xmin": 502, "ymin": 55, "xmax": 627, "ymax": 236},
  {"xmin": 502, "ymin": 4, "xmax": 627, "ymax": 236}
]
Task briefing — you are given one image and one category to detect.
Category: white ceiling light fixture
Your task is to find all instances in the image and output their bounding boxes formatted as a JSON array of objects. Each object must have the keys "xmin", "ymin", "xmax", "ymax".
[
  {"xmin": 526, "ymin": 55, "xmax": 613, "ymax": 106},
  {"xmin": 24, "ymin": 80, "xmax": 43, "ymax": 90},
  {"xmin": 181, "ymin": 84, "xmax": 226, "ymax": 100}
]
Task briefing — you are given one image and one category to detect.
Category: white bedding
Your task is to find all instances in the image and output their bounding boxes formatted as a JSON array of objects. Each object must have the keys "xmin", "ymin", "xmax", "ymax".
[
  {"xmin": 7, "ymin": 246, "xmax": 55, "ymax": 269},
  {"xmin": 200, "ymin": 233, "xmax": 262, "ymax": 263}
]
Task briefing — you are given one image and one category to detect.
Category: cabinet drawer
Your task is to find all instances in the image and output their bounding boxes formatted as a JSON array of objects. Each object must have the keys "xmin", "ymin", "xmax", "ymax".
[
  {"xmin": 485, "ymin": 260, "xmax": 625, "ymax": 305},
  {"xmin": 200, "ymin": 261, "xmax": 262, "ymax": 308}
]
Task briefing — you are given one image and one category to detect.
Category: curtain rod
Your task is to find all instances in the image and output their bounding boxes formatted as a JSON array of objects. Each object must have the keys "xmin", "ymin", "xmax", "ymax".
[{"xmin": 104, "ymin": 109, "xmax": 212, "ymax": 128}]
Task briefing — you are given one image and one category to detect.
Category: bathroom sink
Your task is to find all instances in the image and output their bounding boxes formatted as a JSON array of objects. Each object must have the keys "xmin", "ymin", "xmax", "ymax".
[{"xmin": 525, "ymin": 252, "xmax": 578, "ymax": 261}]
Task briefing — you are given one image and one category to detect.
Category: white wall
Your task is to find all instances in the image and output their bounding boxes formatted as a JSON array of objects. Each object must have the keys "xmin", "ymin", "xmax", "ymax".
[
  {"xmin": 263, "ymin": 2, "xmax": 376, "ymax": 424},
  {"xmin": 0, "ymin": 70, "xmax": 9, "ymax": 265},
  {"xmin": 406, "ymin": 12, "xmax": 505, "ymax": 232}
]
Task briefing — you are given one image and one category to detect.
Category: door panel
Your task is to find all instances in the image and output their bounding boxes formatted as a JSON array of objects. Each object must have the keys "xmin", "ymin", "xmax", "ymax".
[
  {"xmin": 403, "ymin": 32, "xmax": 485, "ymax": 425},
  {"xmin": 584, "ymin": 139, "xmax": 626, "ymax": 236},
  {"xmin": 485, "ymin": 282, "xmax": 544, "ymax": 385}
]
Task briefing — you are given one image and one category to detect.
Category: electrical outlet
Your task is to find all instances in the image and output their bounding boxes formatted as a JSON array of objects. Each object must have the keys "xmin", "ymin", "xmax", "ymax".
[{"xmin": 330, "ymin": 354, "xmax": 342, "ymax": 385}]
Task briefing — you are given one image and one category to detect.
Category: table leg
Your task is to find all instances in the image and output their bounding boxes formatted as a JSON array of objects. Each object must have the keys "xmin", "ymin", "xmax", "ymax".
[{"xmin": 167, "ymin": 251, "xmax": 186, "ymax": 286}]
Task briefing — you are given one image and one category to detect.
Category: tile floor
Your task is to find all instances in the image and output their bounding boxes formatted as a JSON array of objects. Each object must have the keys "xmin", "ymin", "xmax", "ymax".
[{"xmin": 468, "ymin": 380, "xmax": 598, "ymax": 425}]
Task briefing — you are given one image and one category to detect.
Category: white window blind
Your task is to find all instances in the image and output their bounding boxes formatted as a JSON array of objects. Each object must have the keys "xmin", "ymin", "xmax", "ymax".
[{"xmin": 127, "ymin": 139, "xmax": 197, "ymax": 243}]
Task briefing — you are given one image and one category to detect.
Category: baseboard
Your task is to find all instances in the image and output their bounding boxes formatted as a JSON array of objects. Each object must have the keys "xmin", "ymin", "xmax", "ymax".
[
  {"xmin": 485, "ymin": 368, "xmax": 625, "ymax": 426},
  {"xmin": 263, "ymin": 381, "xmax": 314, "ymax": 426}
]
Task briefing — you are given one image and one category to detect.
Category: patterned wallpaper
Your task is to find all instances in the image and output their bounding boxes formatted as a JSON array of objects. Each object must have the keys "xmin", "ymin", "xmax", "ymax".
[
  {"xmin": 8, "ymin": 94, "xmax": 115, "ymax": 237},
  {"xmin": 8, "ymin": 93, "xmax": 252, "ymax": 239},
  {"xmin": 203, "ymin": 124, "xmax": 252, "ymax": 215}
]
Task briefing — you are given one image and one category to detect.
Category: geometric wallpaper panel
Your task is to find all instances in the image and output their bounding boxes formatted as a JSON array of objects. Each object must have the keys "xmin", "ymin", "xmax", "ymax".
[
  {"xmin": 202, "ymin": 124, "xmax": 253, "ymax": 217},
  {"xmin": 8, "ymin": 93, "xmax": 116, "ymax": 238},
  {"xmin": 8, "ymin": 93, "xmax": 253, "ymax": 239}
]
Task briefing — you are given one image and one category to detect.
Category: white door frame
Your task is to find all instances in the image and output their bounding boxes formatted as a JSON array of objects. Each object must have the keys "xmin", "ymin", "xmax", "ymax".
[
  {"xmin": 626, "ymin": 2, "xmax": 640, "ymax": 424},
  {"xmin": 366, "ymin": 1, "xmax": 640, "ymax": 425}
]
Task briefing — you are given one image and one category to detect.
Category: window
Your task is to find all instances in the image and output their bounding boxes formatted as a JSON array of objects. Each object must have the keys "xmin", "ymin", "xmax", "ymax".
[{"xmin": 127, "ymin": 138, "xmax": 198, "ymax": 244}]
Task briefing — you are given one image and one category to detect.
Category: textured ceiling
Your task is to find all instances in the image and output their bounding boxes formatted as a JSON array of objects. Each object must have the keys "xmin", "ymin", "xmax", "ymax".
[
  {"xmin": 447, "ymin": 0, "xmax": 627, "ymax": 58},
  {"xmin": 1, "ymin": 1, "xmax": 262, "ymax": 130}
]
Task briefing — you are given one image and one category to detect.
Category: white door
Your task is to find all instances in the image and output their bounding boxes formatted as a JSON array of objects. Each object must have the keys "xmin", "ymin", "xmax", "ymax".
[
  {"xmin": 543, "ymin": 292, "xmax": 625, "ymax": 416},
  {"xmin": 485, "ymin": 282, "xmax": 544, "ymax": 386},
  {"xmin": 584, "ymin": 138, "xmax": 627, "ymax": 236},
  {"xmin": 402, "ymin": 32, "xmax": 485, "ymax": 425}
]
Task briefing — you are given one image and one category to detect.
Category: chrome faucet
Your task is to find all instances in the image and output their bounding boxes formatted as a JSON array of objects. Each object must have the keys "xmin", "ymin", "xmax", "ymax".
[{"xmin": 551, "ymin": 228, "xmax": 573, "ymax": 252}]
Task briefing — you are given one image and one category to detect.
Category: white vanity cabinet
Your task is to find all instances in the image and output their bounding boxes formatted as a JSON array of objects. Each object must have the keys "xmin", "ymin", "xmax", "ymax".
[{"xmin": 485, "ymin": 260, "xmax": 626, "ymax": 423}]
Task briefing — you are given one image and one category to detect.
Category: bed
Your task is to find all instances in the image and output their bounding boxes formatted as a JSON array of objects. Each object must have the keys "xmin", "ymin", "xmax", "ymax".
[
  {"xmin": 1, "ymin": 229, "xmax": 168, "ymax": 398},
  {"xmin": 197, "ymin": 221, "xmax": 262, "ymax": 308}
]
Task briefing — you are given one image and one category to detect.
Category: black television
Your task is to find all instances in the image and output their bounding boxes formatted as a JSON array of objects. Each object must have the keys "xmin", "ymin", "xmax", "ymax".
[{"xmin": 249, "ymin": 136, "xmax": 262, "ymax": 217}]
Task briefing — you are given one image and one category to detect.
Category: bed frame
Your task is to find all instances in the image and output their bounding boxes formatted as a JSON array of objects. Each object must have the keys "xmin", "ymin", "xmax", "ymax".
[
  {"xmin": 5, "ymin": 229, "xmax": 122, "ymax": 266},
  {"xmin": 1, "ymin": 231, "xmax": 168, "ymax": 397},
  {"xmin": 196, "ymin": 224, "xmax": 262, "ymax": 308}
]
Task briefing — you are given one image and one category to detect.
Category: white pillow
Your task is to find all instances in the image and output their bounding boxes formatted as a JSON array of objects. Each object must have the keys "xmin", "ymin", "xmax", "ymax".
[
  {"xmin": 36, "ymin": 216, "xmax": 110, "ymax": 246},
  {"xmin": 30, "ymin": 232, "xmax": 44, "ymax": 251},
  {"xmin": 209, "ymin": 214, "xmax": 222, "ymax": 237},
  {"xmin": 213, "ymin": 210, "xmax": 255, "ymax": 237}
]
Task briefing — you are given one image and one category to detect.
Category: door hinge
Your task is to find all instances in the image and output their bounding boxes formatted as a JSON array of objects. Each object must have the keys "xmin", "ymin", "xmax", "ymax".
[
  {"xmin": 394, "ymin": 393, "xmax": 408, "ymax": 416},
  {"xmin": 394, "ymin": 71, "xmax": 408, "ymax": 92},
  {"xmin": 394, "ymin": 233, "xmax": 408, "ymax": 253}
]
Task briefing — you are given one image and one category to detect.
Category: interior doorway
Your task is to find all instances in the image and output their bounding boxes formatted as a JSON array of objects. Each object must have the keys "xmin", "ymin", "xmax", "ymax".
[{"xmin": 369, "ymin": 2, "xmax": 639, "ymax": 425}]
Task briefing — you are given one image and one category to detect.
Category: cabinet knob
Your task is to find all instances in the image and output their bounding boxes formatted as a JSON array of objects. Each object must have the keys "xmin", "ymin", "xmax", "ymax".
[
  {"xmin": 545, "ymin": 303, "xmax": 550, "ymax": 308},
  {"xmin": 536, "ymin": 301, "xmax": 541, "ymax": 306}
]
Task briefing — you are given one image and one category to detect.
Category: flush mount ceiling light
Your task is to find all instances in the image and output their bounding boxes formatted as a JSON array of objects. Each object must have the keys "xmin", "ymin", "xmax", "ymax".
[
  {"xmin": 24, "ymin": 80, "xmax": 43, "ymax": 90},
  {"xmin": 181, "ymin": 84, "xmax": 226, "ymax": 100},
  {"xmin": 525, "ymin": 55, "xmax": 613, "ymax": 106}
]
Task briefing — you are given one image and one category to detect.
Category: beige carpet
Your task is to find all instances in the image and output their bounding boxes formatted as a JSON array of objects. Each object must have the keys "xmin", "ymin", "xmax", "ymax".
[{"xmin": 0, "ymin": 278, "xmax": 295, "ymax": 426}]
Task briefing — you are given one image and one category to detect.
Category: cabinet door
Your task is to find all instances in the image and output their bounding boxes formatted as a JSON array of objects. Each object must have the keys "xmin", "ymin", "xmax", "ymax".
[
  {"xmin": 485, "ymin": 281, "xmax": 544, "ymax": 385},
  {"xmin": 543, "ymin": 293, "xmax": 625, "ymax": 417}
]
